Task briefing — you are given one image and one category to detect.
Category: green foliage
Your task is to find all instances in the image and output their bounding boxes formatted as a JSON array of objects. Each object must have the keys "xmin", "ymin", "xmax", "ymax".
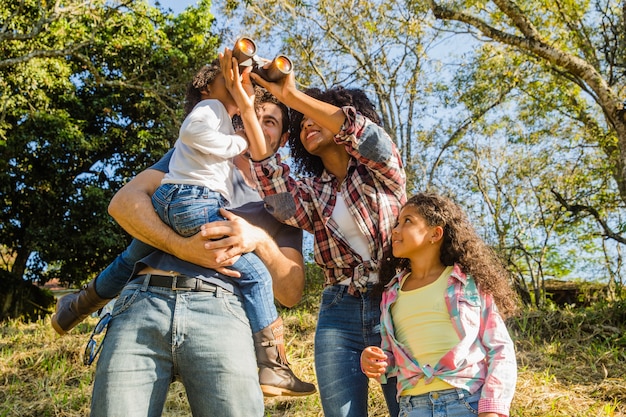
[
  {"xmin": 1, "ymin": 0, "xmax": 625, "ymax": 318},
  {"xmin": 212, "ymin": 0, "xmax": 626, "ymax": 305},
  {"xmin": 395, "ymin": 2, "xmax": 625, "ymax": 303},
  {"xmin": 0, "ymin": 0, "xmax": 220, "ymax": 297}
]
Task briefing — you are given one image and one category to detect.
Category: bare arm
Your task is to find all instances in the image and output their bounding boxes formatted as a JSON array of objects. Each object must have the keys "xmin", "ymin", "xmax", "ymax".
[
  {"xmin": 255, "ymin": 243, "xmax": 304, "ymax": 307},
  {"xmin": 220, "ymin": 49, "xmax": 344, "ymax": 160},
  {"xmin": 252, "ymin": 71, "xmax": 346, "ymax": 136},
  {"xmin": 108, "ymin": 169, "xmax": 238, "ymax": 274},
  {"xmin": 109, "ymin": 168, "xmax": 305, "ymax": 296},
  {"xmin": 220, "ymin": 50, "xmax": 269, "ymax": 160},
  {"xmin": 108, "ymin": 169, "xmax": 177, "ymax": 252}
]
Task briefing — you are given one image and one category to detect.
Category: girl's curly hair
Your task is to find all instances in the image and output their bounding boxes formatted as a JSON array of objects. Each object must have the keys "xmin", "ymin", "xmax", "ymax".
[
  {"xmin": 378, "ymin": 192, "xmax": 519, "ymax": 318},
  {"xmin": 288, "ymin": 86, "xmax": 381, "ymax": 177},
  {"xmin": 183, "ymin": 59, "xmax": 221, "ymax": 116}
]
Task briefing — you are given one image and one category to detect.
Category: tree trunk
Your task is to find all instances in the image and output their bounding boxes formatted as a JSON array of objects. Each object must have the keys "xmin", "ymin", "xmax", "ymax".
[{"xmin": 0, "ymin": 270, "xmax": 54, "ymax": 322}]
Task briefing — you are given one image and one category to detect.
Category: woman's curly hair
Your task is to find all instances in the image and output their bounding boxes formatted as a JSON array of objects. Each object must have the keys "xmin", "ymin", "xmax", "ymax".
[
  {"xmin": 183, "ymin": 59, "xmax": 221, "ymax": 116},
  {"xmin": 378, "ymin": 192, "xmax": 519, "ymax": 319},
  {"xmin": 288, "ymin": 86, "xmax": 381, "ymax": 177}
]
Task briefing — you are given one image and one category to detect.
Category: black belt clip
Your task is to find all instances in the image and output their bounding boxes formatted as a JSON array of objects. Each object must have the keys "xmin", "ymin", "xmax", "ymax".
[
  {"xmin": 170, "ymin": 275, "xmax": 187, "ymax": 291},
  {"xmin": 135, "ymin": 273, "xmax": 218, "ymax": 293}
]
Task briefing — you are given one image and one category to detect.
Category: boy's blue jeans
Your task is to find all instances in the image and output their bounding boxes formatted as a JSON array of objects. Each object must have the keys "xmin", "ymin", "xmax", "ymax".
[
  {"xmin": 94, "ymin": 183, "xmax": 277, "ymax": 333},
  {"xmin": 94, "ymin": 238, "xmax": 152, "ymax": 299}
]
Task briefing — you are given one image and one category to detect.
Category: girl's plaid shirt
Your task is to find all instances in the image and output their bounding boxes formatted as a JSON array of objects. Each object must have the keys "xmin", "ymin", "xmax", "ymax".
[{"xmin": 380, "ymin": 264, "xmax": 517, "ymax": 416}]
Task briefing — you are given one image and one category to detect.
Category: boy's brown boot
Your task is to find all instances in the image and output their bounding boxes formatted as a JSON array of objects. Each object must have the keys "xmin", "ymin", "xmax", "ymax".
[
  {"xmin": 51, "ymin": 280, "xmax": 111, "ymax": 335},
  {"xmin": 253, "ymin": 317, "xmax": 317, "ymax": 397}
]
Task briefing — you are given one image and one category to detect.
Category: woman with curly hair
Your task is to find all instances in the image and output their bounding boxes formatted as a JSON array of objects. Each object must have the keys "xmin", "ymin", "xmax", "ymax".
[
  {"xmin": 222, "ymin": 48, "xmax": 406, "ymax": 416},
  {"xmin": 360, "ymin": 192, "xmax": 518, "ymax": 417}
]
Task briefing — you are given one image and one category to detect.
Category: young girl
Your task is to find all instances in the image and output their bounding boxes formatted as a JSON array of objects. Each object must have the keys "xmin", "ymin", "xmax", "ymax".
[{"xmin": 360, "ymin": 192, "xmax": 518, "ymax": 417}]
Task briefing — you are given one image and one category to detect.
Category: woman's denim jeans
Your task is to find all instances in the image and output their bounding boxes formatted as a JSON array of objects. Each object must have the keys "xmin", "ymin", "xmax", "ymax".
[
  {"xmin": 315, "ymin": 284, "xmax": 400, "ymax": 417},
  {"xmin": 398, "ymin": 388, "xmax": 480, "ymax": 417},
  {"xmin": 90, "ymin": 277, "xmax": 264, "ymax": 417}
]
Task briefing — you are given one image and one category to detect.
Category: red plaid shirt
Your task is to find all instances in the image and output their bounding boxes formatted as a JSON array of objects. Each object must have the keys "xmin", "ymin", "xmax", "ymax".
[{"xmin": 252, "ymin": 107, "xmax": 406, "ymax": 294}]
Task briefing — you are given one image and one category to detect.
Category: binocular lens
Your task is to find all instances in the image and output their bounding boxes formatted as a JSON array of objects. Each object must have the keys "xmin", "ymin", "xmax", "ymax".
[
  {"xmin": 236, "ymin": 38, "xmax": 256, "ymax": 56},
  {"xmin": 274, "ymin": 56, "xmax": 292, "ymax": 72},
  {"xmin": 232, "ymin": 37, "xmax": 293, "ymax": 82}
]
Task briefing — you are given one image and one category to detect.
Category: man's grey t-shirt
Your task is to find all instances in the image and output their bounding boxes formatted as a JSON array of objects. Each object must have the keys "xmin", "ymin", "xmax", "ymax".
[{"xmin": 134, "ymin": 149, "xmax": 303, "ymax": 294}]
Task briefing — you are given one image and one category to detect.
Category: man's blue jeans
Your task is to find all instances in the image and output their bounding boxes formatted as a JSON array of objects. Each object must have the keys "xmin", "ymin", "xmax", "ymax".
[
  {"xmin": 90, "ymin": 277, "xmax": 264, "ymax": 417},
  {"xmin": 152, "ymin": 183, "xmax": 277, "ymax": 332},
  {"xmin": 314, "ymin": 284, "xmax": 400, "ymax": 417}
]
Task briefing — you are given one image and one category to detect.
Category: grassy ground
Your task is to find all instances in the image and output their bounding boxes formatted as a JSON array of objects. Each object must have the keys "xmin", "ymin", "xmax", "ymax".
[{"xmin": 1, "ymin": 283, "xmax": 625, "ymax": 416}]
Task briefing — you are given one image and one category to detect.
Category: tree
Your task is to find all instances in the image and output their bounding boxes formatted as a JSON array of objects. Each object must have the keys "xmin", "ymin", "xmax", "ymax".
[
  {"xmin": 450, "ymin": 128, "xmax": 608, "ymax": 306},
  {"xmin": 434, "ymin": 40, "xmax": 623, "ymax": 305},
  {"xmin": 215, "ymin": 0, "xmax": 440, "ymax": 185},
  {"xmin": 422, "ymin": 0, "xmax": 626, "ymax": 242},
  {"xmin": 213, "ymin": 0, "xmax": 625, "ymax": 303},
  {"xmin": 0, "ymin": 0, "xmax": 219, "ymax": 319}
]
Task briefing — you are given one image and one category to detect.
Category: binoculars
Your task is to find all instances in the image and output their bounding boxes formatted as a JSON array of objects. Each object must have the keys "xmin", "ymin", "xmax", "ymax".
[{"xmin": 232, "ymin": 37, "xmax": 293, "ymax": 82}]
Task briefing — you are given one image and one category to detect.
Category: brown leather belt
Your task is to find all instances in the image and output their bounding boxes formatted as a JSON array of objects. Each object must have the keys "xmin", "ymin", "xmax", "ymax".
[{"xmin": 132, "ymin": 273, "xmax": 219, "ymax": 292}]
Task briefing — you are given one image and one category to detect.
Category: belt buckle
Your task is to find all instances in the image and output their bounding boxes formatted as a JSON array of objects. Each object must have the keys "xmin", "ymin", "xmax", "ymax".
[{"xmin": 171, "ymin": 275, "xmax": 186, "ymax": 291}]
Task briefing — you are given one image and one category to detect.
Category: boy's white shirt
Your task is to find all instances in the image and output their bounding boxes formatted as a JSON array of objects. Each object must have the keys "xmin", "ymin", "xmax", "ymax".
[{"xmin": 162, "ymin": 99, "xmax": 248, "ymax": 204}]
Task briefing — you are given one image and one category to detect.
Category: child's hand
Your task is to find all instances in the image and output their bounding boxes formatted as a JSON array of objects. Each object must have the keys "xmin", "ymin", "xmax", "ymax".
[
  {"xmin": 219, "ymin": 49, "xmax": 254, "ymax": 108},
  {"xmin": 360, "ymin": 346, "xmax": 388, "ymax": 379}
]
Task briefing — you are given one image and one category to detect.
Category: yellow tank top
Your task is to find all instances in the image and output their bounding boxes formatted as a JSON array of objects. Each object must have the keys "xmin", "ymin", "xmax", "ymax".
[{"xmin": 391, "ymin": 266, "xmax": 457, "ymax": 396}]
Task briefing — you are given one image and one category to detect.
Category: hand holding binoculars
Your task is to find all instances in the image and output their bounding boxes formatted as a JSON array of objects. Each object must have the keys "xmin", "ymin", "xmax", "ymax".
[{"xmin": 232, "ymin": 37, "xmax": 293, "ymax": 82}]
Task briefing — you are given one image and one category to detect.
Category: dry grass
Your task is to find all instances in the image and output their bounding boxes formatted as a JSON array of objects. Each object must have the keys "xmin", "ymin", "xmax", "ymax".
[
  {"xmin": 1, "ymin": 295, "xmax": 625, "ymax": 416},
  {"xmin": 506, "ymin": 303, "xmax": 626, "ymax": 417}
]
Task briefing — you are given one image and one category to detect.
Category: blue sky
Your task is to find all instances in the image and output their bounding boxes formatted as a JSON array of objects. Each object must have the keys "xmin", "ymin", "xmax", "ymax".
[{"xmin": 150, "ymin": 0, "xmax": 200, "ymax": 15}]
